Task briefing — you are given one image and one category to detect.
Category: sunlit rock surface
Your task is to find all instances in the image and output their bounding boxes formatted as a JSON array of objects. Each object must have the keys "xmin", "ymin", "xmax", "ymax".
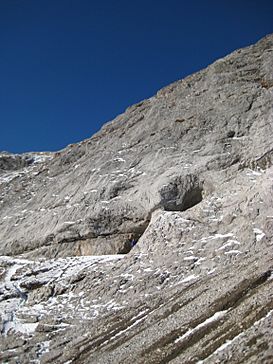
[{"xmin": 0, "ymin": 34, "xmax": 273, "ymax": 363}]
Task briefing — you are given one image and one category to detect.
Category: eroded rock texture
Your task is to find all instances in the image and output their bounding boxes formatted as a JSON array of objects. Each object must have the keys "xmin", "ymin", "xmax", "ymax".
[{"xmin": 0, "ymin": 34, "xmax": 273, "ymax": 363}]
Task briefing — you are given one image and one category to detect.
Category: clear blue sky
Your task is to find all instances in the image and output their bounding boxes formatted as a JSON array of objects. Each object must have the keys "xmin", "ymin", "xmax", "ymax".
[{"xmin": 1, "ymin": 0, "xmax": 273, "ymax": 153}]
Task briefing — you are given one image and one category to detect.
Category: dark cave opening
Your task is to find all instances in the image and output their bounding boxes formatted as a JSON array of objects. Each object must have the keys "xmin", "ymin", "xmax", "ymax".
[
  {"xmin": 160, "ymin": 177, "xmax": 203, "ymax": 212},
  {"xmin": 171, "ymin": 185, "xmax": 203, "ymax": 212},
  {"xmin": 119, "ymin": 177, "xmax": 204, "ymax": 254},
  {"xmin": 118, "ymin": 220, "xmax": 151, "ymax": 254}
]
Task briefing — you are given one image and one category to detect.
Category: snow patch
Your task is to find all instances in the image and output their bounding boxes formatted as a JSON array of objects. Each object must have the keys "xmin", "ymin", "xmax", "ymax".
[
  {"xmin": 208, "ymin": 268, "xmax": 216, "ymax": 275},
  {"xmin": 177, "ymin": 274, "xmax": 199, "ymax": 284},
  {"xmin": 253, "ymin": 228, "xmax": 265, "ymax": 242},
  {"xmin": 224, "ymin": 250, "xmax": 242, "ymax": 255},
  {"xmin": 217, "ymin": 240, "xmax": 240, "ymax": 250},
  {"xmin": 175, "ymin": 310, "xmax": 227, "ymax": 344},
  {"xmin": 183, "ymin": 256, "xmax": 198, "ymax": 261}
]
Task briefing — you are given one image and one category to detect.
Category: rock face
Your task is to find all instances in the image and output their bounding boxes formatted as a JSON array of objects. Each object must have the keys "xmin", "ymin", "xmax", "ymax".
[{"xmin": 0, "ymin": 34, "xmax": 273, "ymax": 363}]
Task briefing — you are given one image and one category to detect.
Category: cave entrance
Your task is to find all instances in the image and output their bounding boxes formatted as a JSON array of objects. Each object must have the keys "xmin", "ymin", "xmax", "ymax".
[
  {"xmin": 119, "ymin": 176, "xmax": 204, "ymax": 254},
  {"xmin": 164, "ymin": 185, "xmax": 203, "ymax": 211},
  {"xmin": 118, "ymin": 219, "xmax": 151, "ymax": 254},
  {"xmin": 160, "ymin": 175, "xmax": 203, "ymax": 212}
]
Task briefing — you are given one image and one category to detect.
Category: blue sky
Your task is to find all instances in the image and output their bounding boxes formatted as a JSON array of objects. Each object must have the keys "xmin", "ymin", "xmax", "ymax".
[{"xmin": 1, "ymin": 0, "xmax": 273, "ymax": 153}]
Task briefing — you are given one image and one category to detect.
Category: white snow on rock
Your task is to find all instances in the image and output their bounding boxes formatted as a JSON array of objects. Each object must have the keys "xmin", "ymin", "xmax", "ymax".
[
  {"xmin": 253, "ymin": 228, "xmax": 265, "ymax": 242},
  {"xmin": 180, "ymin": 274, "xmax": 199, "ymax": 283},
  {"xmin": 175, "ymin": 310, "xmax": 227, "ymax": 344},
  {"xmin": 224, "ymin": 250, "xmax": 242, "ymax": 255}
]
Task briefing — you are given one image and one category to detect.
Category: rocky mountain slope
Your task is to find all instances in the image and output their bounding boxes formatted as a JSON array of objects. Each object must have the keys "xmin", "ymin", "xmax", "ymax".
[{"xmin": 0, "ymin": 34, "xmax": 273, "ymax": 363}]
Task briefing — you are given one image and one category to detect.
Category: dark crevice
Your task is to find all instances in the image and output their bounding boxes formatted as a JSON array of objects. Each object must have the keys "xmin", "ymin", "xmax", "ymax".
[
  {"xmin": 215, "ymin": 270, "xmax": 272, "ymax": 312},
  {"xmin": 119, "ymin": 220, "xmax": 151, "ymax": 254},
  {"xmin": 180, "ymin": 186, "xmax": 203, "ymax": 211},
  {"xmin": 160, "ymin": 175, "xmax": 203, "ymax": 212}
]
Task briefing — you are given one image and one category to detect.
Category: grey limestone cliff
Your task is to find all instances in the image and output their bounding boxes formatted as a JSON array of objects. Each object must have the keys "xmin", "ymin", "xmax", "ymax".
[{"xmin": 0, "ymin": 34, "xmax": 273, "ymax": 363}]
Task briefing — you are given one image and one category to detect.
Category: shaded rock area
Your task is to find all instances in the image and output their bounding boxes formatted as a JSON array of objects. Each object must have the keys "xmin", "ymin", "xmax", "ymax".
[{"xmin": 0, "ymin": 34, "xmax": 273, "ymax": 363}]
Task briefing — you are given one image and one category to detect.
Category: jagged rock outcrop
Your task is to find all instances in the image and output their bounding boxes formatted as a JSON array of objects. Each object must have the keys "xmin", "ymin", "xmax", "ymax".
[{"xmin": 0, "ymin": 34, "xmax": 273, "ymax": 363}]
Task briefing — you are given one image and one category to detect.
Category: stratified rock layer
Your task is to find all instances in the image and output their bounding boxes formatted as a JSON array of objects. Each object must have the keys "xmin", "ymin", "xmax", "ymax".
[{"xmin": 0, "ymin": 34, "xmax": 273, "ymax": 363}]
